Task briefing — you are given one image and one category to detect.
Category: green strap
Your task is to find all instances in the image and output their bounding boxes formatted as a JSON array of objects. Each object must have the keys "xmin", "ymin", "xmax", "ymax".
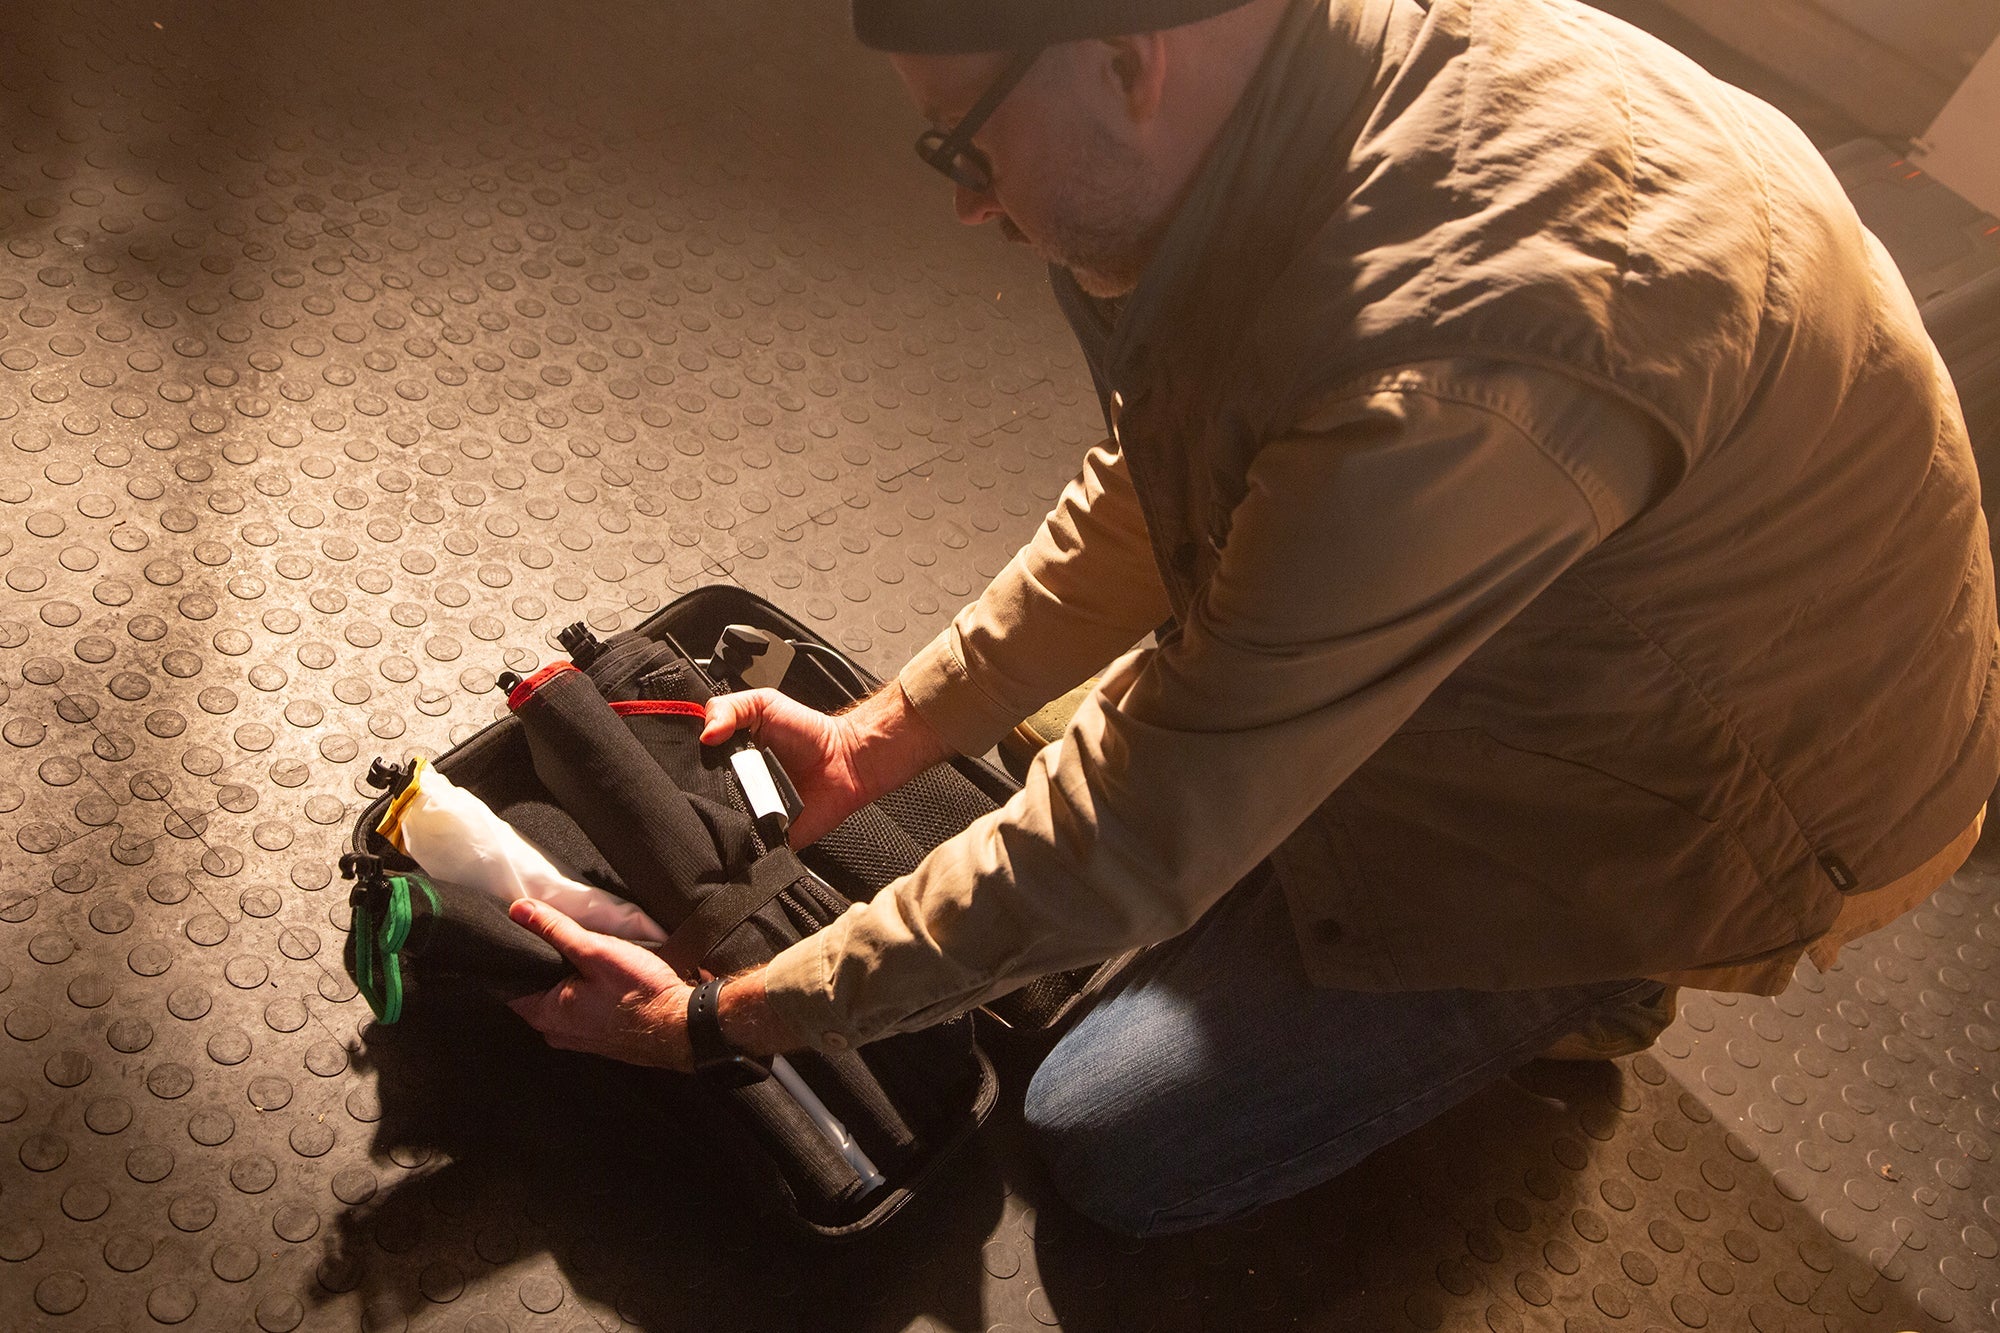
[
  {"xmin": 351, "ymin": 898, "xmax": 379, "ymax": 1015},
  {"xmin": 355, "ymin": 874, "xmax": 440, "ymax": 1025}
]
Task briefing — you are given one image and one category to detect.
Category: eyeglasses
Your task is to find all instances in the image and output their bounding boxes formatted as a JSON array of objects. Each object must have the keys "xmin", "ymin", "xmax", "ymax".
[{"xmin": 914, "ymin": 47, "xmax": 1043, "ymax": 195}]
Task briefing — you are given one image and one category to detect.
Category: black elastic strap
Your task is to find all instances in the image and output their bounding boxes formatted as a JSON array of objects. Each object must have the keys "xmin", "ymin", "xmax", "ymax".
[{"xmin": 668, "ymin": 846, "xmax": 812, "ymax": 972}]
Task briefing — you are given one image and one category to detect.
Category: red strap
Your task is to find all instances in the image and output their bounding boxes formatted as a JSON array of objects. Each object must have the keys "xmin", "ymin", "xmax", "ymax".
[
  {"xmin": 608, "ymin": 700, "xmax": 708, "ymax": 720},
  {"xmin": 506, "ymin": 661, "xmax": 578, "ymax": 711}
]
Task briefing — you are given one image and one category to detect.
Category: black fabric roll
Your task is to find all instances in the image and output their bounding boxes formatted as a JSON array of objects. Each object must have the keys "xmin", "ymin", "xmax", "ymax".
[
  {"xmin": 507, "ymin": 653, "xmax": 1003, "ymax": 1218},
  {"xmin": 399, "ymin": 874, "xmax": 574, "ymax": 1000},
  {"xmin": 853, "ymin": 0, "xmax": 1255, "ymax": 53},
  {"xmin": 613, "ymin": 709, "xmax": 834, "ymax": 969},
  {"xmin": 607, "ymin": 666, "xmax": 965, "ymax": 1163},
  {"xmin": 340, "ymin": 872, "xmax": 572, "ymax": 1015},
  {"xmin": 614, "ymin": 650, "xmax": 879, "ymax": 957},
  {"xmin": 509, "ymin": 663, "xmax": 745, "ymax": 941},
  {"xmin": 609, "ymin": 716, "xmax": 967, "ymax": 1163},
  {"xmin": 722, "ymin": 1076, "xmax": 870, "ymax": 1211}
]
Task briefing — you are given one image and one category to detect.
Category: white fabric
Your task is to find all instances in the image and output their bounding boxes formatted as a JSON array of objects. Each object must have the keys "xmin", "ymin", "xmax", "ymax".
[{"xmin": 392, "ymin": 763, "xmax": 669, "ymax": 943}]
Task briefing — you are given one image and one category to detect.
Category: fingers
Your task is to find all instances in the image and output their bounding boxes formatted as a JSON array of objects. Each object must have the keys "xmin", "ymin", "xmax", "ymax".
[
  {"xmin": 704, "ymin": 688, "xmax": 831, "ymax": 747},
  {"xmin": 506, "ymin": 983, "xmax": 585, "ymax": 1051},
  {"xmin": 508, "ymin": 896, "xmax": 606, "ymax": 966},
  {"xmin": 504, "ymin": 970, "xmax": 694, "ymax": 1070},
  {"xmin": 505, "ymin": 988, "xmax": 552, "ymax": 1027},
  {"xmin": 505, "ymin": 978, "xmax": 572, "ymax": 1038},
  {"xmin": 510, "ymin": 898, "xmax": 687, "ymax": 996}
]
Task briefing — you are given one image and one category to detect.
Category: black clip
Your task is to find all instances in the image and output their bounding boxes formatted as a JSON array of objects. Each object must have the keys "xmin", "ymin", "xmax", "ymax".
[
  {"xmin": 711, "ymin": 625, "xmax": 796, "ymax": 691},
  {"xmin": 340, "ymin": 854, "xmax": 391, "ymax": 923},
  {"xmin": 364, "ymin": 757, "xmax": 414, "ymax": 796},
  {"xmin": 558, "ymin": 621, "xmax": 606, "ymax": 668}
]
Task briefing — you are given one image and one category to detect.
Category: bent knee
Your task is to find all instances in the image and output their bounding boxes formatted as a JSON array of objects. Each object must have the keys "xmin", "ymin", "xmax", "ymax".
[{"xmin": 1023, "ymin": 1061, "xmax": 1182, "ymax": 1238}]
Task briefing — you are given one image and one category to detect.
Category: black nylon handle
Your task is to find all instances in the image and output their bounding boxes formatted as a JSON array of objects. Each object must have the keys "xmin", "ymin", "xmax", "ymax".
[{"xmin": 666, "ymin": 847, "xmax": 811, "ymax": 974}]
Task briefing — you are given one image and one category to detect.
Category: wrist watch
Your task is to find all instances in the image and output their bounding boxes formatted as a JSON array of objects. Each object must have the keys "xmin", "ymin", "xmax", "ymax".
[{"xmin": 686, "ymin": 978, "xmax": 772, "ymax": 1087}]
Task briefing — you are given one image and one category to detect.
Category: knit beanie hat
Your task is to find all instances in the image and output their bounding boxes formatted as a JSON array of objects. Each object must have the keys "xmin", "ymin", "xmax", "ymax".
[{"xmin": 853, "ymin": 0, "xmax": 1260, "ymax": 53}]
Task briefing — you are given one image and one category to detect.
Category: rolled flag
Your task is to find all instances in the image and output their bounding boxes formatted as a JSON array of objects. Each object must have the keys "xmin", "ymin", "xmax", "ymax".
[
  {"xmin": 375, "ymin": 756, "xmax": 668, "ymax": 944},
  {"xmin": 343, "ymin": 859, "xmax": 571, "ymax": 1023}
]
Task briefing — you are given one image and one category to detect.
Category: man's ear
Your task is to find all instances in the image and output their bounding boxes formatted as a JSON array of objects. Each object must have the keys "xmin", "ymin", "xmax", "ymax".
[{"xmin": 1100, "ymin": 33, "xmax": 1169, "ymax": 123}]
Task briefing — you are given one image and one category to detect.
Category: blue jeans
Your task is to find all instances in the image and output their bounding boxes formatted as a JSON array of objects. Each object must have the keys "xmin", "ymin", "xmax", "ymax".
[{"xmin": 1022, "ymin": 875, "xmax": 1650, "ymax": 1236}]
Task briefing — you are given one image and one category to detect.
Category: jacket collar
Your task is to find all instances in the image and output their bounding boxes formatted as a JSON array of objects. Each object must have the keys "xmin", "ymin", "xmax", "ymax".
[{"xmin": 1054, "ymin": 0, "xmax": 1402, "ymax": 402}]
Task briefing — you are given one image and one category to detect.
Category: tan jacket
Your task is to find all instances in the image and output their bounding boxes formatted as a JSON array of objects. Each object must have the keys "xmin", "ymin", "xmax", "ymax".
[{"xmin": 762, "ymin": 0, "xmax": 1998, "ymax": 1048}]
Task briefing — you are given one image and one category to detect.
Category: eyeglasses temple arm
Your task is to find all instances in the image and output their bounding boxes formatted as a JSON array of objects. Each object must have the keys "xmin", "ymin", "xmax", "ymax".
[{"xmin": 919, "ymin": 46, "xmax": 1044, "ymax": 170}]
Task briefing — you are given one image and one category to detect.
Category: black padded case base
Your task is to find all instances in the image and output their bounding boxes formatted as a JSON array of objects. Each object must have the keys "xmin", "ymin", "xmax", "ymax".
[{"xmin": 347, "ymin": 585, "xmax": 1012, "ymax": 1238}]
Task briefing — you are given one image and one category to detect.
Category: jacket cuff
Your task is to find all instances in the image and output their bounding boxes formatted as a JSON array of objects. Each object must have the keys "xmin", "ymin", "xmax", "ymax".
[
  {"xmin": 761, "ymin": 929, "xmax": 872, "ymax": 1053},
  {"xmin": 896, "ymin": 623, "xmax": 1024, "ymax": 757}
]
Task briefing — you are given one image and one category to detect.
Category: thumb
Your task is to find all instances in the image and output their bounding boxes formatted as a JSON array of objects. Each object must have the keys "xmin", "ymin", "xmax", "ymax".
[
  {"xmin": 701, "ymin": 688, "xmax": 782, "ymax": 745},
  {"xmin": 509, "ymin": 897, "xmax": 603, "ymax": 966}
]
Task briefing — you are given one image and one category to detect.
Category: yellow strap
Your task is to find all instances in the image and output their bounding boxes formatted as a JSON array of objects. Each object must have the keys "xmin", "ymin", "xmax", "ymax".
[{"xmin": 372, "ymin": 755, "xmax": 430, "ymax": 852}]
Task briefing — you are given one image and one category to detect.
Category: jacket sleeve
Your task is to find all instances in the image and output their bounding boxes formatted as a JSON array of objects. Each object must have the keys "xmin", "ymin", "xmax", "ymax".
[
  {"xmin": 895, "ymin": 439, "xmax": 1173, "ymax": 756},
  {"xmin": 763, "ymin": 361, "xmax": 1674, "ymax": 1048}
]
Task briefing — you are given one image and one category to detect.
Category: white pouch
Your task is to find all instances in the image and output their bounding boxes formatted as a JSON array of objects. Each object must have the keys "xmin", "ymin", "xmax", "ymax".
[{"xmin": 375, "ymin": 756, "xmax": 669, "ymax": 944}]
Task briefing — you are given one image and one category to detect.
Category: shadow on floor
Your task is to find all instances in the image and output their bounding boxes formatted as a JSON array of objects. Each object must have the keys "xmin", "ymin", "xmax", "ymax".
[
  {"xmin": 1027, "ymin": 1053, "xmax": 1942, "ymax": 1333},
  {"xmin": 317, "ymin": 986, "xmax": 1943, "ymax": 1333},
  {"xmin": 316, "ymin": 993, "xmax": 1010, "ymax": 1333}
]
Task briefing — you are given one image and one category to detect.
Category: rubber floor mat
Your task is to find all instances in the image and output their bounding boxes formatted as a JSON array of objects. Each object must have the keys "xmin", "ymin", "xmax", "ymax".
[{"xmin": 0, "ymin": 2, "xmax": 1995, "ymax": 1330}]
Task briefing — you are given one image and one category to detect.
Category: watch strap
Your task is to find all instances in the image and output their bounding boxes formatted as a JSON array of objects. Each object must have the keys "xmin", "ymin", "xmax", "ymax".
[{"xmin": 687, "ymin": 978, "xmax": 770, "ymax": 1086}]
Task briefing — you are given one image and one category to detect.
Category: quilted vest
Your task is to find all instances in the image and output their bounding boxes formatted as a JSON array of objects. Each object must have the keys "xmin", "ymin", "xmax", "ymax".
[{"xmin": 1056, "ymin": 0, "xmax": 2000, "ymax": 989}]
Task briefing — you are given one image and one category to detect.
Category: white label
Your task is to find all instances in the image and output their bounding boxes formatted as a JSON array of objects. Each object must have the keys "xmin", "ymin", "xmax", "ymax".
[{"xmin": 729, "ymin": 748, "xmax": 785, "ymax": 824}]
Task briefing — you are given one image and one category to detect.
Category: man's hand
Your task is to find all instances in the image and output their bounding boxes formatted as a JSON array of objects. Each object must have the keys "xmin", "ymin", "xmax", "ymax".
[
  {"xmin": 702, "ymin": 683, "xmax": 953, "ymax": 847},
  {"xmin": 505, "ymin": 898, "xmax": 695, "ymax": 1071}
]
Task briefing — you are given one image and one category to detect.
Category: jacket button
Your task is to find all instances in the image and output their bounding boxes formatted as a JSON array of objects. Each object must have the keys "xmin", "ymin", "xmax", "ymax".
[
  {"xmin": 821, "ymin": 1031, "xmax": 850, "ymax": 1051},
  {"xmin": 1109, "ymin": 390, "xmax": 1125, "ymax": 445}
]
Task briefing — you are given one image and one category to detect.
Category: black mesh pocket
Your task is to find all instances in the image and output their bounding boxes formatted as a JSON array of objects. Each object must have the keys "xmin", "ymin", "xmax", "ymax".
[
  {"xmin": 804, "ymin": 804, "xmax": 929, "ymax": 899},
  {"xmin": 874, "ymin": 762, "xmax": 1004, "ymax": 852}
]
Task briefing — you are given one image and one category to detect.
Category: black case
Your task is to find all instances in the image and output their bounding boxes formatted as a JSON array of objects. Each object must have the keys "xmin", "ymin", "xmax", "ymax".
[{"xmin": 346, "ymin": 585, "xmax": 1019, "ymax": 1238}]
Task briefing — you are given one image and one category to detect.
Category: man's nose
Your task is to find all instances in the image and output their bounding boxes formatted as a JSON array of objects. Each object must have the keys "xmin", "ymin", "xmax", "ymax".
[{"xmin": 954, "ymin": 182, "xmax": 1006, "ymax": 226}]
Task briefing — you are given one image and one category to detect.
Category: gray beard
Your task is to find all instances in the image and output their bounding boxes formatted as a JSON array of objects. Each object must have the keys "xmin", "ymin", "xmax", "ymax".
[{"xmin": 1000, "ymin": 215, "xmax": 1147, "ymax": 299}]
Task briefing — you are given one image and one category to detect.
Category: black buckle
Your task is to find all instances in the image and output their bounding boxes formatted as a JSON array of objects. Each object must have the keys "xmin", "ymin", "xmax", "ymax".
[
  {"xmin": 558, "ymin": 621, "xmax": 606, "ymax": 668},
  {"xmin": 364, "ymin": 757, "xmax": 414, "ymax": 795}
]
